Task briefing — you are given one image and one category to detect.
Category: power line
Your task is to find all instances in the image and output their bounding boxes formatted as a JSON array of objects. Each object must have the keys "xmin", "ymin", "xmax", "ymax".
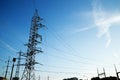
[
  {"xmin": 45, "ymin": 45, "xmax": 102, "ymax": 64},
  {"xmin": 42, "ymin": 42, "xmax": 106, "ymax": 67},
  {"xmin": 46, "ymin": 24, "xmax": 100, "ymax": 63},
  {"xmin": 48, "ymin": 53, "xmax": 85, "ymax": 64},
  {"xmin": 36, "ymin": 64, "xmax": 89, "ymax": 70},
  {"xmin": 46, "ymin": 52, "xmax": 102, "ymax": 67},
  {"xmin": 34, "ymin": 70, "xmax": 95, "ymax": 75}
]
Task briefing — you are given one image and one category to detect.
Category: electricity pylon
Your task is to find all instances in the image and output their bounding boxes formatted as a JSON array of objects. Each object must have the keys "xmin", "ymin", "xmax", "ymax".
[
  {"xmin": 13, "ymin": 51, "xmax": 22, "ymax": 80},
  {"xmin": 5, "ymin": 57, "xmax": 10, "ymax": 79},
  {"xmin": 21, "ymin": 9, "xmax": 45, "ymax": 80}
]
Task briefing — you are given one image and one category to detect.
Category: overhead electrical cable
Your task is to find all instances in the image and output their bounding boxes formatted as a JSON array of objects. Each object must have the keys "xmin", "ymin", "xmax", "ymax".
[
  {"xmin": 34, "ymin": 70, "xmax": 96, "ymax": 75},
  {"xmin": 45, "ymin": 23, "xmax": 100, "ymax": 62},
  {"xmin": 36, "ymin": 64, "xmax": 90, "ymax": 70},
  {"xmin": 46, "ymin": 52, "xmax": 103, "ymax": 67}
]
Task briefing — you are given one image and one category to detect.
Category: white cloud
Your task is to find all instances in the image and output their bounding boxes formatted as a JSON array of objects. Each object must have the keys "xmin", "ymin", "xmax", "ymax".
[
  {"xmin": 92, "ymin": 0, "xmax": 120, "ymax": 48},
  {"xmin": 92, "ymin": 0, "xmax": 111, "ymax": 48},
  {"xmin": 73, "ymin": 26, "xmax": 95, "ymax": 33},
  {"xmin": 75, "ymin": 0, "xmax": 120, "ymax": 48}
]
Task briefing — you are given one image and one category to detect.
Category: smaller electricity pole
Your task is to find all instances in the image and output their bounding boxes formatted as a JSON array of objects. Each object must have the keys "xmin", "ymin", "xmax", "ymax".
[
  {"xmin": 97, "ymin": 68, "xmax": 106, "ymax": 78},
  {"xmin": 5, "ymin": 57, "xmax": 10, "ymax": 79},
  {"xmin": 38, "ymin": 75, "xmax": 40, "ymax": 80},
  {"xmin": 114, "ymin": 64, "xmax": 120, "ymax": 80},
  {"xmin": 15, "ymin": 51, "xmax": 22, "ymax": 78},
  {"xmin": 10, "ymin": 58, "xmax": 16, "ymax": 80},
  {"xmin": 47, "ymin": 76, "xmax": 49, "ymax": 80}
]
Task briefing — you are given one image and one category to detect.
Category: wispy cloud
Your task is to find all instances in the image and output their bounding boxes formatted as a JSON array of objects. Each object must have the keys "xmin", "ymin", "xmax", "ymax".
[
  {"xmin": 92, "ymin": 0, "xmax": 111, "ymax": 48},
  {"xmin": 92, "ymin": 0, "xmax": 120, "ymax": 48},
  {"xmin": 73, "ymin": 26, "xmax": 95, "ymax": 33},
  {"xmin": 75, "ymin": 0, "xmax": 120, "ymax": 48},
  {"xmin": 0, "ymin": 39, "xmax": 17, "ymax": 53}
]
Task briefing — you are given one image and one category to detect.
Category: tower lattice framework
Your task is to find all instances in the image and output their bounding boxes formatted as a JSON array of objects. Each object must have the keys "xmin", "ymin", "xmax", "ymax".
[{"xmin": 21, "ymin": 9, "xmax": 44, "ymax": 80}]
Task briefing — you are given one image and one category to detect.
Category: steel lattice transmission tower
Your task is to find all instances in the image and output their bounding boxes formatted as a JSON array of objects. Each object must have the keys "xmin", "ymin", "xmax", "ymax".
[{"xmin": 21, "ymin": 9, "xmax": 45, "ymax": 80}]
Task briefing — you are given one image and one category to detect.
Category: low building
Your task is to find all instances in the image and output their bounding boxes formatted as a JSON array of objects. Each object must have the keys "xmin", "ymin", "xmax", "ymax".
[
  {"xmin": 0, "ymin": 77, "xmax": 6, "ymax": 80},
  {"xmin": 91, "ymin": 76, "xmax": 117, "ymax": 80},
  {"xmin": 63, "ymin": 77, "xmax": 78, "ymax": 80}
]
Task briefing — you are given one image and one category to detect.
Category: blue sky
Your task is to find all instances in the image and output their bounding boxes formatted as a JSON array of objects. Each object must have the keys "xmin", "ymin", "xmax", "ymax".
[{"xmin": 1, "ymin": 0, "xmax": 120, "ymax": 80}]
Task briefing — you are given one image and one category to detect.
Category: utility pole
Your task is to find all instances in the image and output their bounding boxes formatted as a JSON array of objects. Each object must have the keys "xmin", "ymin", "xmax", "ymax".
[
  {"xmin": 103, "ymin": 68, "xmax": 106, "ymax": 77},
  {"xmin": 10, "ymin": 58, "xmax": 16, "ymax": 80},
  {"xmin": 21, "ymin": 9, "xmax": 45, "ymax": 80},
  {"xmin": 4, "ymin": 57, "xmax": 10, "ymax": 79},
  {"xmin": 114, "ymin": 64, "xmax": 119, "ymax": 80},
  {"xmin": 47, "ymin": 76, "xmax": 49, "ymax": 80},
  {"xmin": 97, "ymin": 68, "xmax": 106, "ymax": 78},
  {"xmin": 13, "ymin": 51, "xmax": 22, "ymax": 80},
  {"xmin": 97, "ymin": 68, "xmax": 99, "ymax": 77},
  {"xmin": 38, "ymin": 75, "xmax": 40, "ymax": 80}
]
